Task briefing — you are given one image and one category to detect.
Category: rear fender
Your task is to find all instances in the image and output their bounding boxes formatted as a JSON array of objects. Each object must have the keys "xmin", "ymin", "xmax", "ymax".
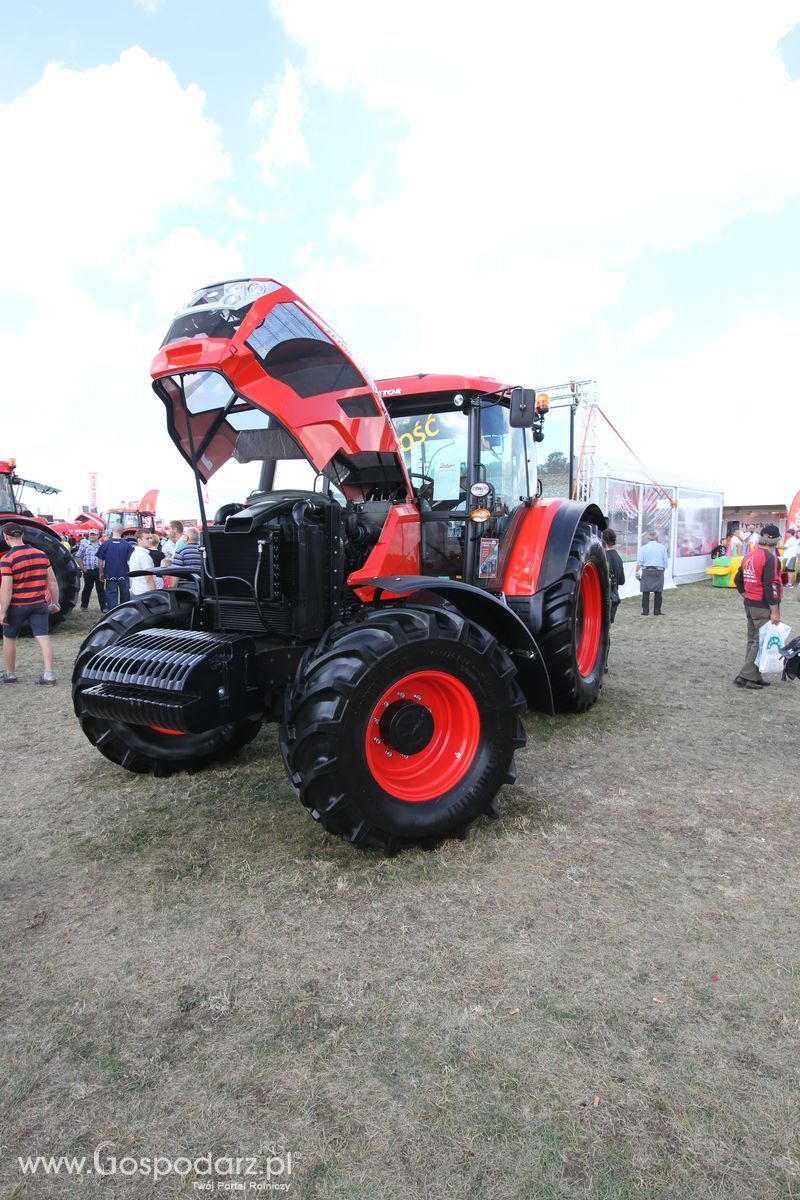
[
  {"xmin": 360, "ymin": 575, "xmax": 554, "ymax": 714},
  {"xmin": 502, "ymin": 499, "xmax": 606, "ymax": 599},
  {"xmin": 0, "ymin": 515, "xmax": 71, "ymax": 552}
]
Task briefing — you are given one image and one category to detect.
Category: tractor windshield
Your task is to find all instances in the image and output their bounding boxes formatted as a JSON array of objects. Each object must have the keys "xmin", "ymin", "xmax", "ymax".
[
  {"xmin": 392, "ymin": 409, "xmax": 470, "ymax": 509},
  {"xmin": 392, "ymin": 402, "xmax": 530, "ymax": 513},
  {"xmin": 105, "ymin": 512, "xmax": 156, "ymax": 531}
]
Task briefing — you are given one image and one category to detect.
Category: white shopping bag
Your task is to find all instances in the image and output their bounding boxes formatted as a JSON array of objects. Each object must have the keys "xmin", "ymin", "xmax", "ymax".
[{"xmin": 756, "ymin": 621, "xmax": 792, "ymax": 673}]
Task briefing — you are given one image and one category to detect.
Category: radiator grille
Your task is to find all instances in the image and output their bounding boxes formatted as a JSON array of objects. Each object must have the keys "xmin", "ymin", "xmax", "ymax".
[
  {"xmin": 80, "ymin": 628, "xmax": 228, "ymax": 691},
  {"xmin": 206, "ymin": 598, "xmax": 293, "ymax": 636}
]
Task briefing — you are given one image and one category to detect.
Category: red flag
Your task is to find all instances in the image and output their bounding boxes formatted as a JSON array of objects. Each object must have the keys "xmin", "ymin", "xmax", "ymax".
[{"xmin": 787, "ymin": 489, "xmax": 800, "ymax": 534}]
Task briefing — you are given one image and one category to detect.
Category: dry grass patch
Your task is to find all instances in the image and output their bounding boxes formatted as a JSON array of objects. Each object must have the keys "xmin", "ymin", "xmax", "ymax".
[{"xmin": 2, "ymin": 589, "xmax": 800, "ymax": 1198}]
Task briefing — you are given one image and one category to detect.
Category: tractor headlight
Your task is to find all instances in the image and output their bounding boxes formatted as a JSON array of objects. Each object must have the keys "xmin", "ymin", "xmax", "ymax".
[
  {"xmin": 470, "ymin": 482, "xmax": 490, "ymax": 499},
  {"xmin": 175, "ymin": 278, "xmax": 280, "ymax": 316}
]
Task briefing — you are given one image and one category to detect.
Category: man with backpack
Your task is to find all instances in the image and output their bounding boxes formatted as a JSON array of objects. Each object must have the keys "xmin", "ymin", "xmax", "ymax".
[{"xmin": 733, "ymin": 523, "xmax": 783, "ymax": 690}]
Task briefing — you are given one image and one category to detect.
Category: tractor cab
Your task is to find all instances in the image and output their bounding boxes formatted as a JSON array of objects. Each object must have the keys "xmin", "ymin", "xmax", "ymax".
[
  {"xmin": 378, "ymin": 378, "xmax": 543, "ymax": 590},
  {"xmin": 105, "ymin": 510, "xmax": 157, "ymax": 533}
]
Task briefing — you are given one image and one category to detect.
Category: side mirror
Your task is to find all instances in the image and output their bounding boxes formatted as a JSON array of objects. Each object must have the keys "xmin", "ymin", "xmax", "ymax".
[{"xmin": 509, "ymin": 387, "xmax": 536, "ymax": 428}]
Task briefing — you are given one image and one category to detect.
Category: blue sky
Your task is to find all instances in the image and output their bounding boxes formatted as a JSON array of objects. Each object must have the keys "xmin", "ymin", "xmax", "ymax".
[{"xmin": 1, "ymin": 0, "xmax": 799, "ymax": 517}]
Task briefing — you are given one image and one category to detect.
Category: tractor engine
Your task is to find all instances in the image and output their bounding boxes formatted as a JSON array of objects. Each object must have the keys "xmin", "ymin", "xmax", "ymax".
[{"xmin": 201, "ymin": 492, "xmax": 390, "ymax": 638}]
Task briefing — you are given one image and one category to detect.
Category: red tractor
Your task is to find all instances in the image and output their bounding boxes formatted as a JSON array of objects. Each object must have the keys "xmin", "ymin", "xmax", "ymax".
[
  {"xmin": 0, "ymin": 458, "xmax": 81, "ymax": 628},
  {"xmin": 50, "ymin": 510, "xmax": 106, "ymax": 547},
  {"xmin": 103, "ymin": 490, "xmax": 167, "ymax": 539},
  {"xmin": 73, "ymin": 278, "xmax": 609, "ymax": 852}
]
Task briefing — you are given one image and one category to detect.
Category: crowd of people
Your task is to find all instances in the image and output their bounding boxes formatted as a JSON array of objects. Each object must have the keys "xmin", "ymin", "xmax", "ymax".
[
  {"xmin": 0, "ymin": 520, "xmax": 204, "ymax": 685},
  {"xmin": 73, "ymin": 519, "xmax": 203, "ymax": 612},
  {"xmin": 723, "ymin": 522, "xmax": 799, "ymax": 583},
  {"xmin": 4, "ymin": 511, "xmax": 798, "ymax": 692},
  {"xmin": 601, "ymin": 520, "xmax": 798, "ymax": 690}
]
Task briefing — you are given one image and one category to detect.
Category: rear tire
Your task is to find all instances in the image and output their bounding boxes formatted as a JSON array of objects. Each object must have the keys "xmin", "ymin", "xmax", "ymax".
[
  {"xmin": 537, "ymin": 521, "xmax": 610, "ymax": 713},
  {"xmin": 72, "ymin": 590, "xmax": 261, "ymax": 775},
  {"xmin": 280, "ymin": 606, "xmax": 526, "ymax": 853}
]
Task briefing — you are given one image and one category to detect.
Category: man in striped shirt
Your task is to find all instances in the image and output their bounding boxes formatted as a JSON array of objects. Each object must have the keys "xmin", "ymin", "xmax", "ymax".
[
  {"xmin": 171, "ymin": 527, "xmax": 204, "ymax": 592},
  {"xmin": 0, "ymin": 523, "xmax": 60, "ymax": 684}
]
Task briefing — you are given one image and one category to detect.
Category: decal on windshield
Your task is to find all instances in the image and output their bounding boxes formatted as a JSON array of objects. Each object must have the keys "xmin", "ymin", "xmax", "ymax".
[{"xmin": 397, "ymin": 414, "xmax": 440, "ymax": 453}]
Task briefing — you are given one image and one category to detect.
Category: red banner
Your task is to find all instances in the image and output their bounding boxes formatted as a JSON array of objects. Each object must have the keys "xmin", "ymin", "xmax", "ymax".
[{"xmin": 788, "ymin": 489, "xmax": 800, "ymax": 533}]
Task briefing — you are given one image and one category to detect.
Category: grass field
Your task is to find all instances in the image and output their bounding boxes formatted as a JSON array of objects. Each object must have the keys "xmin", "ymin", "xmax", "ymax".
[{"xmin": 2, "ymin": 582, "xmax": 799, "ymax": 1198}]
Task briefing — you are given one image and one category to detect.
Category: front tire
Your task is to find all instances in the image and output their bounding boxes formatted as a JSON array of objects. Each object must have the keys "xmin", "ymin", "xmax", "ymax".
[
  {"xmin": 72, "ymin": 590, "xmax": 261, "ymax": 776},
  {"xmin": 280, "ymin": 606, "xmax": 526, "ymax": 853},
  {"xmin": 537, "ymin": 521, "xmax": 610, "ymax": 713}
]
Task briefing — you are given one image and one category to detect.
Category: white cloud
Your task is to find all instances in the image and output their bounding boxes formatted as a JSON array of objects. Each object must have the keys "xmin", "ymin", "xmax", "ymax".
[
  {"xmin": 270, "ymin": 1, "xmax": 800, "ymax": 379},
  {"xmin": 292, "ymin": 242, "xmax": 314, "ymax": 268},
  {"xmin": 597, "ymin": 311, "xmax": 800, "ymax": 502},
  {"xmin": 631, "ymin": 308, "xmax": 674, "ymax": 344},
  {"xmin": 0, "ymin": 46, "xmax": 231, "ymax": 294},
  {"xmin": 251, "ymin": 60, "xmax": 309, "ymax": 185},
  {"xmin": 0, "ymin": 288, "xmax": 170, "ymax": 514},
  {"xmin": 144, "ymin": 225, "xmax": 246, "ymax": 318},
  {"xmin": 273, "ymin": 1, "xmax": 800, "ymax": 258},
  {"xmin": 350, "ymin": 170, "xmax": 375, "ymax": 204},
  {"xmin": 0, "ymin": 48, "xmax": 237, "ymax": 518},
  {"xmin": 226, "ymin": 195, "xmax": 248, "ymax": 220}
]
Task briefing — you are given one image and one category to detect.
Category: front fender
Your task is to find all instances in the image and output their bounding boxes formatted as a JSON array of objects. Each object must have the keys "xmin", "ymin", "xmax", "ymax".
[
  {"xmin": 502, "ymin": 498, "xmax": 607, "ymax": 598},
  {"xmin": 363, "ymin": 575, "xmax": 554, "ymax": 714}
]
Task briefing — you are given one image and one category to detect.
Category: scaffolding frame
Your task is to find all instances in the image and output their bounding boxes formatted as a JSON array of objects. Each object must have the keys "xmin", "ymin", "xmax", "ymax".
[{"xmin": 537, "ymin": 379, "xmax": 598, "ymax": 501}]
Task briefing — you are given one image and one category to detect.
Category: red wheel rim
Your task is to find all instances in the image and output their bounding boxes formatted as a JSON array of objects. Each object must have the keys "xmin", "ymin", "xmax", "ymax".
[
  {"xmin": 364, "ymin": 670, "xmax": 480, "ymax": 802},
  {"xmin": 149, "ymin": 725, "xmax": 185, "ymax": 736},
  {"xmin": 576, "ymin": 561, "xmax": 602, "ymax": 677}
]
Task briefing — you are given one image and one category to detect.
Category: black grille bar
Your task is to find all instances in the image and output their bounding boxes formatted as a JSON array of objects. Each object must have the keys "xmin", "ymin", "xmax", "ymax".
[{"xmin": 79, "ymin": 684, "xmax": 198, "ymax": 732}]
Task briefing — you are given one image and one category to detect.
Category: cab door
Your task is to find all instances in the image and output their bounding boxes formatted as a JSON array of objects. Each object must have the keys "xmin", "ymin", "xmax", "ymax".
[
  {"xmin": 393, "ymin": 401, "xmax": 532, "ymax": 588},
  {"xmin": 471, "ymin": 402, "xmax": 532, "ymax": 589}
]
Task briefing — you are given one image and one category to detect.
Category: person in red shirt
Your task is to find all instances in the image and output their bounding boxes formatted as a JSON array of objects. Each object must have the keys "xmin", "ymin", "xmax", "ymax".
[
  {"xmin": 733, "ymin": 522, "xmax": 783, "ymax": 690},
  {"xmin": 0, "ymin": 523, "xmax": 60, "ymax": 684}
]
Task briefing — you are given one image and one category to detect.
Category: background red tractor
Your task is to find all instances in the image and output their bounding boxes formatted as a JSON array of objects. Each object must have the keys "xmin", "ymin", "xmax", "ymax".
[
  {"xmin": 50, "ymin": 510, "xmax": 105, "ymax": 548},
  {"xmin": 0, "ymin": 457, "xmax": 81, "ymax": 629},
  {"xmin": 72, "ymin": 278, "xmax": 609, "ymax": 852},
  {"xmin": 103, "ymin": 490, "xmax": 168, "ymax": 539}
]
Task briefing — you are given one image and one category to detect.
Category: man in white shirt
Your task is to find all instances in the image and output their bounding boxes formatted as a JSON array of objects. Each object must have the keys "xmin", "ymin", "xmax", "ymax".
[
  {"xmin": 636, "ymin": 531, "xmax": 669, "ymax": 616},
  {"xmin": 128, "ymin": 530, "xmax": 156, "ymax": 596}
]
